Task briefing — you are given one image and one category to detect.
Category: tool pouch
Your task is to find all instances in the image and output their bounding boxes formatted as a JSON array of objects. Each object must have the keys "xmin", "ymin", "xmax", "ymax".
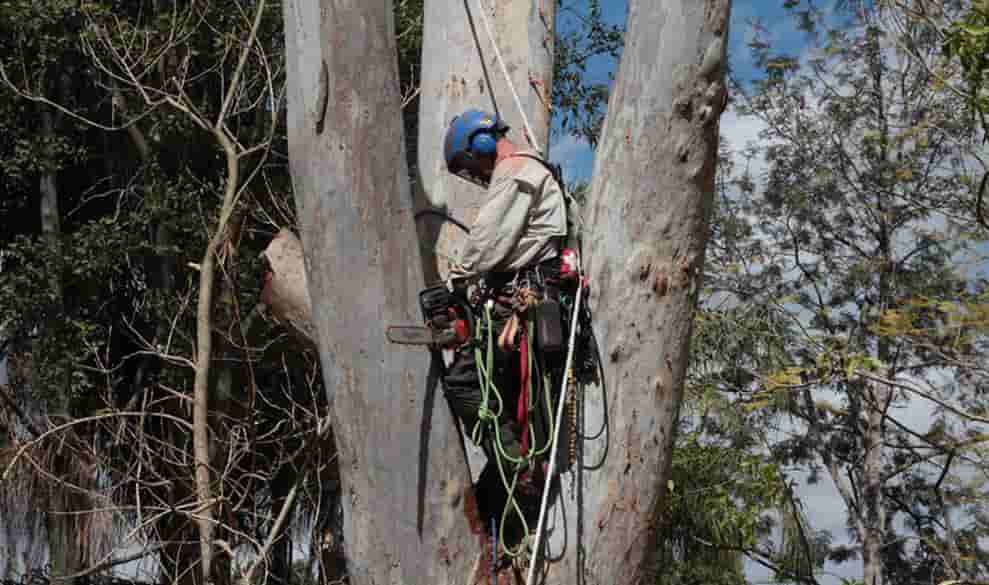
[{"xmin": 535, "ymin": 298, "xmax": 564, "ymax": 356}]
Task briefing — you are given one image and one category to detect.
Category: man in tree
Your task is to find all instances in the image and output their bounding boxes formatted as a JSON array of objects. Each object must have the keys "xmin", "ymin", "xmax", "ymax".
[{"xmin": 440, "ymin": 108, "xmax": 570, "ymax": 530}]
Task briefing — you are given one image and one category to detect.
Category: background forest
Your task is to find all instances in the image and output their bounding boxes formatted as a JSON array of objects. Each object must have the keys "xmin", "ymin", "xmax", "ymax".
[{"xmin": 1, "ymin": 1, "xmax": 988, "ymax": 585}]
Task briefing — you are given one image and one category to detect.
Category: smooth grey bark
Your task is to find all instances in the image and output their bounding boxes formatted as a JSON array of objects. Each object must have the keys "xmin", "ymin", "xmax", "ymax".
[
  {"xmin": 541, "ymin": 2, "xmax": 733, "ymax": 584},
  {"xmin": 282, "ymin": 1, "xmax": 480, "ymax": 583},
  {"xmin": 416, "ymin": 0, "xmax": 556, "ymax": 285}
]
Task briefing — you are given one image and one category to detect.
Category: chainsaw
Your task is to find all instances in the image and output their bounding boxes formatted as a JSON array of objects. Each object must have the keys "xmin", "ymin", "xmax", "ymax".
[
  {"xmin": 389, "ymin": 284, "xmax": 476, "ymax": 537},
  {"xmin": 386, "ymin": 284, "xmax": 473, "ymax": 348}
]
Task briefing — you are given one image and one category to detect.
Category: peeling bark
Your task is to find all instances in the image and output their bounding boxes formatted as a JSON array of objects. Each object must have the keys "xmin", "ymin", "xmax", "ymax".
[{"xmin": 261, "ymin": 229, "xmax": 317, "ymax": 348}]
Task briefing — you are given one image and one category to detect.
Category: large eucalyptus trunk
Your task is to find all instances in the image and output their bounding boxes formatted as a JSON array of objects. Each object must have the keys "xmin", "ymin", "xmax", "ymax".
[
  {"xmin": 416, "ymin": 0, "xmax": 555, "ymax": 285},
  {"xmin": 282, "ymin": 1, "xmax": 479, "ymax": 582},
  {"xmin": 544, "ymin": 2, "xmax": 732, "ymax": 583}
]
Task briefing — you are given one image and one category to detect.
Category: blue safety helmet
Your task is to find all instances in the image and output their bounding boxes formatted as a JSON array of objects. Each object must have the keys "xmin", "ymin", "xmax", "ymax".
[{"xmin": 444, "ymin": 109, "xmax": 510, "ymax": 183}]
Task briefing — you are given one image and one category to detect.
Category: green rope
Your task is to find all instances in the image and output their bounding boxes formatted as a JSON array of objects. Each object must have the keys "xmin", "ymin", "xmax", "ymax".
[{"xmin": 470, "ymin": 298, "xmax": 561, "ymax": 559}]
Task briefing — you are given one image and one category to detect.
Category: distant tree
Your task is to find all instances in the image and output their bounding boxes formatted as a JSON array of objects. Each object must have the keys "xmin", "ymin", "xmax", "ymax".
[
  {"xmin": 0, "ymin": 1, "xmax": 340, "ymax": 583},
  {"xmin": 722, "ymin": 3, "xmax": 989, "ymax": 583}
]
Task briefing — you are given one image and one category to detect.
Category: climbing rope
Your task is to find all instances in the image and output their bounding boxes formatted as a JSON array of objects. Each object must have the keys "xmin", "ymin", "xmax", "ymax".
[
  {"xmin": 472, "ymin": 295, "xmax": 560, "ymax": 559},
  {"xmin": 525, "ymin": 255, "xmax": 585, "ymax": 585},
  {"xmin": 467, "ymin": 0, "xmax": 543, "ymax": 155},
  {"xmin": 460, "ymin": 2, "xmax": 592, "ymax": 577}
]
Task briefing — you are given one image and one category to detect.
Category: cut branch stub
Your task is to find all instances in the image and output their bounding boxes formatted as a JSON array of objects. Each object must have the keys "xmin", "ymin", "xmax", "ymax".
[{"xmin": 261, "ymin": 228, "xmax": 317, "ymax": 348}]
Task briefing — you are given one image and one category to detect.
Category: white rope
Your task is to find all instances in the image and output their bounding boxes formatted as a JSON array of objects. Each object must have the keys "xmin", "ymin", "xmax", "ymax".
[
  {"xmin": 471, "ymin": 0, "xmax": 543, "ymax": 155},
  {"xmin": 525, "ymin": 256, "xmax": 583, "ymax": 585}
]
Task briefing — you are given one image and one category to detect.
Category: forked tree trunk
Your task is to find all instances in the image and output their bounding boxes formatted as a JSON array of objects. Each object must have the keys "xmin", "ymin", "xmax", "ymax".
[
  {"xmin": 542, "ymin": 2, "xmax": 732, "ymax": 583},
  {"xmin": 282, "ymin": 1, "xmax": 480, "ymax": 582},
  {"xmin": 283, "ymin": 0, "xmax": 730, "ymax": 583},
  {"xmin": 415, "ymin": 0, "xmax": 555, "ymax": 285}
]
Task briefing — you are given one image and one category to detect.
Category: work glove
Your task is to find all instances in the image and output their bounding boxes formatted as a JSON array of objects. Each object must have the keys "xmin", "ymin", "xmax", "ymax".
[{"xmin": 447, "ymin": 259, "xmax": 468, "ymax": 292}]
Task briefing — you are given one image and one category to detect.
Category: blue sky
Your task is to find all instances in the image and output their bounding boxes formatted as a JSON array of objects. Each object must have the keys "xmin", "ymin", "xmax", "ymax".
[{"xmin": 550, "ymin": 0, "xmax": 835, "ymax": 184}]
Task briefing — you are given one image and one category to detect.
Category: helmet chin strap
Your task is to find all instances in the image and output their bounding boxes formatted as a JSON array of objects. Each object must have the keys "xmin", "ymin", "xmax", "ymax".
[
  {"xmin": 454, "ymin": 152, "xmax": 497, "ymax": 188},
  {"xmin": 455, "ymin": 169, "xmax": 490, "ymax": 189}
]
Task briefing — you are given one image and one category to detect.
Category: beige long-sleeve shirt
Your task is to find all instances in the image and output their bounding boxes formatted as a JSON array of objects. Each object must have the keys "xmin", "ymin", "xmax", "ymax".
[{"xmin": 451, "ymin": 152, "xmax": 567, "ymax": 280}]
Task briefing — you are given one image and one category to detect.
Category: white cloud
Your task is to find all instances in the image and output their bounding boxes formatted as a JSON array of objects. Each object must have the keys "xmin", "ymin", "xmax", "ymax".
[
  {"xmin": 549, "ymin": 132, "xmax": 594, "ymax": 185},
  {"xmin": 549, "ymin": 133, "xmax": 588, "ymax": 165},
  {"xmin": 720, "ymin": 106, "xmax": 769, "ymax": 181}
]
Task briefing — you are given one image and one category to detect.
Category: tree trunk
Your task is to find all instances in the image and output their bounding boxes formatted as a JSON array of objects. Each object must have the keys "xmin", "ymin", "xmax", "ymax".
[
  {"xmin": 415, "ymin": 0, "xmax": 556, "ymax": 285},
  {"xmin": 39, "ymin": 106, "xmax": 89, "ymax": 582},
  {"xmin": 39, "ymin": 109, "xmax": 63, "ymax": 317},
  {"xmin": 269, "ymin": 467, "xmax": 295, "ymax": 585},
  {"xmin": 282, "ymin": 1, "xmax": 480, "ymax": 583},
  {"xmin": 862, "ymin": 383, "xmax": 887, "ymax": 585},
  {"xmin": 547, "ymin": 2, "xmax": 732, "ymax": 583}
]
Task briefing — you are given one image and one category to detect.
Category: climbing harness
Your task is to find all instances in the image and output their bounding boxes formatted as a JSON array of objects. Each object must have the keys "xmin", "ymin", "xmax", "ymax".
[
  {"xmin": 525, "ymin": 253, "xmax": 584, "ymax": 585},
  {"xmin": 471, "ymin": 292, "xmax": 555, "ymax": 558}
]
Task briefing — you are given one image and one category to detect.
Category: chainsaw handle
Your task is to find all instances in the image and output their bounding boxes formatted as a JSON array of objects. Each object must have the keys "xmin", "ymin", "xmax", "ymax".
[{"xmin": 450, "ymin": 295, "xmax": 475, "ymax": 347}]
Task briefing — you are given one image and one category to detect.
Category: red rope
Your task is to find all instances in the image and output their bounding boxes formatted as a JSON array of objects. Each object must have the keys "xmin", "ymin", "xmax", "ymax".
[{"xmin": 518, "ymin": 329, "xmax": 530, "ymax": 456}]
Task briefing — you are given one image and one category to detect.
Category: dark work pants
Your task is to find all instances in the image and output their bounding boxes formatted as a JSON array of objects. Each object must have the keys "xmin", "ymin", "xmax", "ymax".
[{"xmin": 442, "ymin": 288, "xmax": 563, "ymax": 543}]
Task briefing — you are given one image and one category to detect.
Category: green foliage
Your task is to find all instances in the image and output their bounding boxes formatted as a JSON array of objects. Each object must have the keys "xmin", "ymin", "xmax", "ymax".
[
  {"xmin": 700, "ymin": 3, "xmax": 989, "ymax": 583},
  {"xmin": 553, "ymin": 0, "xmax": 623, "ymax": 145},
  {"xmin": 944, "ymin": 1, "xmax": 989, "ymax": 118},
  {"xmin": 395, "ymin": 0, "xmax": 425, "ymax": 95},
  {"xmin": 0, "ymin": 0, "xmax": 636, "ymax": 579},
  {"xmin": 0, "ymin": 0, "xmax": 320, "ymax": 577},
  {"xmin": 659, "ymin": 436, "xmax": 788, "ymax": 585}
]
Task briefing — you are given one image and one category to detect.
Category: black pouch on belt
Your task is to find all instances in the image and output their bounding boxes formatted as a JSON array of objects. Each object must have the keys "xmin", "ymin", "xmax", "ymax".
[{"xmin": 535, "ymin": 298, "xmax": 564, "ymax": 356}]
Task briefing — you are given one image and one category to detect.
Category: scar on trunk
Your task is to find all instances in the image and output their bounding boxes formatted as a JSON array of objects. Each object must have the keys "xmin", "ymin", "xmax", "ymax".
[{"xmin": 315, "ymin": 59, "xmax": 329, "ymax": 135}]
